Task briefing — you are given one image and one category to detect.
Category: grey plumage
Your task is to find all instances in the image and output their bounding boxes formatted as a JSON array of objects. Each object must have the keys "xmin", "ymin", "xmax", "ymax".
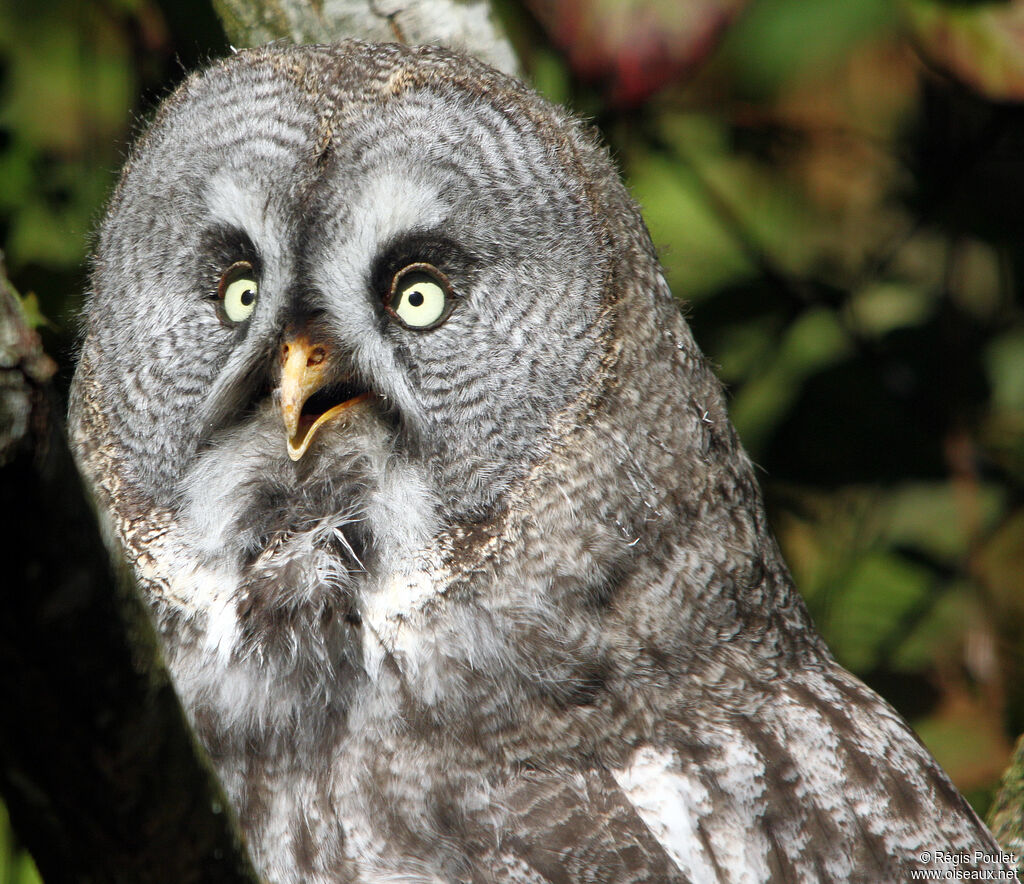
[{"xmin": 69, "ymin": 41, "xmax": 1012, "ymax": 883}]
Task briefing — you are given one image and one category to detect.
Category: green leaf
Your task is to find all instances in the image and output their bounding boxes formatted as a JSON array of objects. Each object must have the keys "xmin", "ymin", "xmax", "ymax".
[
  {"xmin": 905, "ymin": 0, "xmax": 1024, "ymax": 101},
  {"xmin": 722, "ymin": 0, "xmax": 898, "ymax": 93},
  {"xmin": 13, "ymin": 291, "xmax": 53, "ymax": 331},
  {"xmin": 824, "ymin": 550, "xmax": 931, "ymax": 672}
]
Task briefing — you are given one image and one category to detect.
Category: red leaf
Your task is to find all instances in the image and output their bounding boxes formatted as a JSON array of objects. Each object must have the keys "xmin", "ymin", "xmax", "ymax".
[{"xmin": 526, "ymin": 0, "xmax": 750, "ymax": 106}]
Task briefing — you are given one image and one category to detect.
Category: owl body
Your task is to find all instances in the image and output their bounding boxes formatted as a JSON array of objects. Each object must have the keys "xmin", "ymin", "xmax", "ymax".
[{"xmin": 70, "ymin": 42, "xmax": 1010, "ymax": 883}]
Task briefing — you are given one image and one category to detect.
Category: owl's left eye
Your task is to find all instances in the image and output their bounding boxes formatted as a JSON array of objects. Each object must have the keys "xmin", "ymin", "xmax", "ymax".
[
  {"xmin": 218, "ymin": 262, "xmax": 259, "ymax": 323},
  {"xmin": 386, "ymin": 263, "xmax": 453, "ymax": 330}
]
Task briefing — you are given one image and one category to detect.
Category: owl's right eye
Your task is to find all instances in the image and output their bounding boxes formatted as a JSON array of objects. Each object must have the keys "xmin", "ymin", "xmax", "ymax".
[
  {"xmin": 386, "ymin": 263, "xmax": 453, "ymax": 330},
  {"xmin": 218, "ymin": 262, "xmax": 259, "ymax": 323}
]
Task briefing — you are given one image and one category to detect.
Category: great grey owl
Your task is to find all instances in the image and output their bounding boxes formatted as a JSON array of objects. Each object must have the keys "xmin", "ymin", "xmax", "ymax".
[{"xmin": 69, "ymin": 41, "xmax": 1014, "ymax": 883}]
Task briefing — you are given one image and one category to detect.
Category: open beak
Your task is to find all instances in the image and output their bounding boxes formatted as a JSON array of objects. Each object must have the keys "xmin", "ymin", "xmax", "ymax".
[{"xmin": 278, "ymin": 334, "xmax": 370, "ymax": 461}]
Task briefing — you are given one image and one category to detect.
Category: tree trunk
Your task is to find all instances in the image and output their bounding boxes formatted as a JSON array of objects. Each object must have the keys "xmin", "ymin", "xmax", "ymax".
[
  {"xmin": 211, "ymin": 0, "xmax": 518, "ymax": 73},
  {"xmin": 0, "ymin": 259, "xmax": 260, "ymax": 884}
]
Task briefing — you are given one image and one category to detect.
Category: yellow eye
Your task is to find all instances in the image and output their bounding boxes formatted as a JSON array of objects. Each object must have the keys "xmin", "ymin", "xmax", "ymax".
[
  {"xmin": 388, "ymin": 264, "xmax": 452, "ymax": 329},
  {"xmin": 218, "ymin": 262, "xmax": 259, "ymax": 323}
]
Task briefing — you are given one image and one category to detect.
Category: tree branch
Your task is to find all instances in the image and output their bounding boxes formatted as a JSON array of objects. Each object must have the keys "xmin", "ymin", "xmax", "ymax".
[
  {"xmin": 0, "ymin": 259, "xmax": 260, "ymax": 884},
  {"xmin": 211, "ymin": 0, "xmax": 519, "ymax": 74}
]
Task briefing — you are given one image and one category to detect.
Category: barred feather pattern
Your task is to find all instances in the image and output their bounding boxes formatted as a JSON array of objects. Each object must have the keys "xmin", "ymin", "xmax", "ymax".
[{"xmin": 69, "ymin": 42, "xmax": 1012, "ymax": 883}]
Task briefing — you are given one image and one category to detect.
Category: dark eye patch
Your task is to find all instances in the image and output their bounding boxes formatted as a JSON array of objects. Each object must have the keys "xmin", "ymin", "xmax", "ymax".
[
  {"xmin": 198, "ymin": 225, "xmax": 262, "ymax": 298},
  {"xmin": 369, "ymin": 230, "xmax": 476, "ymax": 305}
]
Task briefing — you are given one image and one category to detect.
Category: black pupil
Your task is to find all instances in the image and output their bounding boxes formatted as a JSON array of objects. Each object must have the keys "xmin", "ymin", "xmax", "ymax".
[
  {"xmin": 407, "ymin": 289, "xmax": 424, "ymax": 308},
  {"xmin": 240, "ymin": 287, "xmax": 255, "ymax": 306}
]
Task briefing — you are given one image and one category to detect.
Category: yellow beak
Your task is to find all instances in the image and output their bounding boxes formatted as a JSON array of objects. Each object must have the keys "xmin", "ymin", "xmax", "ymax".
[{"xmin": 278, "ymin": 334, "xmax": 369, "ymax": 461}]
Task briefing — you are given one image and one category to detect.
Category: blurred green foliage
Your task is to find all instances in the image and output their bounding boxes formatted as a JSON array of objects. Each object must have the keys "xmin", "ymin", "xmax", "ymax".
[
  {"xmin": 0, "ymin": 802, "xmax": 40, "ymax": 884},
  {"xmin": 0, "ymin": 0, "xmax": 225, "ymax": 375},
  {"xmin": 2, "ymin": 0, "xmax": 1023, "ymax": 875}
]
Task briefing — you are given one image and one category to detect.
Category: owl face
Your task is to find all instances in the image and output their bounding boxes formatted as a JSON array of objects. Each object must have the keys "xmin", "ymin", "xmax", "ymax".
[{"xmin": 83, "ymin": 43, "xmax": 613, "ymax": 538}]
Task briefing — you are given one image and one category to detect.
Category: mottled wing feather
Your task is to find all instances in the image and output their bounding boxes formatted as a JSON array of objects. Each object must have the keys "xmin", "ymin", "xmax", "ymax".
[
  {"xmin": 499, "ymin": 767, "xmax": 691, "ymax": 884},
  {"xmin": 609, "ymin": 662, "xmax": 1008, "ymax": 883}
]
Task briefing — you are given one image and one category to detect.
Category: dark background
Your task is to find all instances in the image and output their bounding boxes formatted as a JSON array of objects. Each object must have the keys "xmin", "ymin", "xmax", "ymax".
[{"xmin": 2, "ymin": 0, "xmax": 1023, "ymax": 876}]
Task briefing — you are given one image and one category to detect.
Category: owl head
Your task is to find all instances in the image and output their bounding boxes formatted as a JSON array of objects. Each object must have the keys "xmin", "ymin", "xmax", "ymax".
[
  {"xmin": 79, "ymin": 43, "xmax": 608, "ymax": 501},
  {"xmin": 71, "ymin": 40, "xmax": 770, "ymax": 690}
]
